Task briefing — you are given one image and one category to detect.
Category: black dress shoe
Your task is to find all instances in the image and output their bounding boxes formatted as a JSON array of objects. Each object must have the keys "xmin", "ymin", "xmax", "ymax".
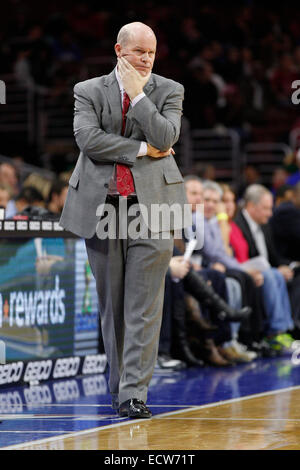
[{"xmin": 119, "ymin": 399, "xmax": 152, "ymax": 419}]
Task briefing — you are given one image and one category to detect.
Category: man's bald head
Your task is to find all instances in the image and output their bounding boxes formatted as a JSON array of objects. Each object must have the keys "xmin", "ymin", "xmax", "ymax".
[{"xmin": 117, "ymin": 22, "xmax": 156, "ymax": 47}]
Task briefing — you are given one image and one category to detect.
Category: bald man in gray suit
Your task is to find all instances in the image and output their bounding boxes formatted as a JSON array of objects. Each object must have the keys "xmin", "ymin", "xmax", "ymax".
[{"xmin": 60, "ymin": 22, "xmax": 190, "ymax": 418}]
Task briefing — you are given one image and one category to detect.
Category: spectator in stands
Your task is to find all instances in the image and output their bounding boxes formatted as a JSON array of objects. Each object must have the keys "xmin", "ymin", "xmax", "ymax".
[
  {"xmin": 178, "ymin": 17, "xmax": 203, "ymax": 64},
  {"xmin": 47, "ymin": 180, "xmax": 68, "ymax": 215},
  {"xmin": 270, "ymin": 52, "xmax": 299, "ymax": 108},
  {"xmin": 3, "ymin": 2, "xmax": 300, "ymax": 171},
  {"xmin": 286, "ymin": 149, "xmax": 300, "ymax": 186},
  {"xmin": 274, "ymin": 183, "xmax": 294, "ymax": 207},
  {"xmin": 184, "ymin": 61, "xmax": 219, "ymax": 129},
  {"xmin": 271, "ymin": 167, "xmax": 289, "ymax": 198},
  {"xmin": 51, "ymin": 31, "xmax": 82, "ymax": 63},
  {"xmin": 234, "ymin": 184, "xmax": 297, "ymax": 352},
  {"xmin": 236, "ymin": 165, "xmax": 262, "ymax": 200},
  {"xmin": 0, "ymin": 184, "xmax": 11, "ymax": 210},
  {"xmin": 0, "ymin": 163, "xmax": 21, "ymax": 217},
  {"xmin": 217, "ymin": 84, "xmax": 248, "ymax": 138},
  {"xmin": 0, "ymin": 162, "xmax": 19, "ymax": 197},
  {"xmin": 221, "ymin": 46, "xmax": 243, "ymax": 84},
  {"xmin": 240, "ymin": 60, "xmax": 275, "ymax": 127},
  {"xmin": 13, "ymin": 25, "xmax": 54, "ymax": 93},
  {"xmin": 5, "ymin": 186, "xmax": 45, "ymax": 218},
  {"xmin": 270, "ymin": 182, "xmax": 300, "ymax": 261}
]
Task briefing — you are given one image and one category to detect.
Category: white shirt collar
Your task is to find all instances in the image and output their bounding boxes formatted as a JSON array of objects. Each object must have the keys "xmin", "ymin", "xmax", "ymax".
[
  {"xmin": 115, "ymin": 67, "xmax": 123, "ymax": 93},
  {"xmin": 242, "ymin": 208, "xmax": 260, "ymax": 234}
]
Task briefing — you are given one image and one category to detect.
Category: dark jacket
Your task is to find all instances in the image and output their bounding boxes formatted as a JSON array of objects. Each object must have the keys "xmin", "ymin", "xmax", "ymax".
[
  {"xmin": 234, "ymin": 210, "xmax": 289, "ymax": 267},
  {"xmin": 269, "ymin": 201, "xmax": 300, "ymax": 262}
]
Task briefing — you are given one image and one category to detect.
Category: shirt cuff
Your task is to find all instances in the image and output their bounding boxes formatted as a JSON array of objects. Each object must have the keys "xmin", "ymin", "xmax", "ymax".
[
  {"xmin": 131, "ymin": 92, "xmax": 146, "ymax": 107},
  {"xmin": 138, "ymin": 141, "xmax": 147, "ymax": 157}
]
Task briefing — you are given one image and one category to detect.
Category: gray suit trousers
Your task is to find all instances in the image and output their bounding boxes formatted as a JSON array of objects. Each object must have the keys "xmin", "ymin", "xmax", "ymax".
[{"xmin": 85, "ymin": 203, "xmax": 173, "ymax": 406}]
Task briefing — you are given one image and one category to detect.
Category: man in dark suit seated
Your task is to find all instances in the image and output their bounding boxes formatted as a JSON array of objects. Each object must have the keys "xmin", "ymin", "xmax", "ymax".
[
  {"xmin": 269, "ymin": 182, "xmax": 300, "ymax": 330},
  {"xmin": 270, "ymin": 182, "xmax": 300, "ymax": 261},
  {"xmin": 235, "ymin": 184, "xmax": 297, "ymax": 351}
]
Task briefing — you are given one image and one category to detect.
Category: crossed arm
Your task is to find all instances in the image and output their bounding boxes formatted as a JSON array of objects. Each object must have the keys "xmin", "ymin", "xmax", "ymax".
[{"xmin": 73, "ymin": 59, "xmax": 184, "ymax": 165}]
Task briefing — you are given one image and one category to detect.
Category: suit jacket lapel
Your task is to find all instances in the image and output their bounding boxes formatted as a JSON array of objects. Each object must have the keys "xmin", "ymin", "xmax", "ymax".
[
  {"xmin": 104, "ymin": 70, "xmax": 155, "ymax": 137},
  {"xmin": 104, "ymin": 70, "xmax": 123, "ymax": 135},
  {"xmin": 143, "ymin": 75, "xmax": 155, "ymax": 96}
]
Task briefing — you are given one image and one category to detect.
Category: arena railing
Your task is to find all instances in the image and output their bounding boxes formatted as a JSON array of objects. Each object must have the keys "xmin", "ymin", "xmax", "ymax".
[
  {"xmin": 243, "ymin": 142, "xmax": 292, "ymax": 186},
  {"xmin": 187, "ymin": 127, "xmax": 241, "ymax": 182}
]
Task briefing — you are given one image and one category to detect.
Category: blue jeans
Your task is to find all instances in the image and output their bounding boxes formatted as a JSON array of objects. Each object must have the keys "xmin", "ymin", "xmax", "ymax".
[
  {"xmin": 225, "ymin": 277, "xmax": 242, "ymax": 340},
  {"xmin": 262, "ymin": 268, "xmax": 294, "ymax": 335}
]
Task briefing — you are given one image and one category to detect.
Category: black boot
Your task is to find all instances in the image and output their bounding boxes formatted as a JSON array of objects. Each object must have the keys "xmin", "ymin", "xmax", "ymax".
[
  {"xmin": 183, "ymin": 270, "xmax": 252, "ymax": 322},
  {"xmin": 185, "ymin": 294, "xmax": 218, "ymax": 331},
  {"xmin": 171, "ymin": 292, "xmax": 205, "ymax": 367}
]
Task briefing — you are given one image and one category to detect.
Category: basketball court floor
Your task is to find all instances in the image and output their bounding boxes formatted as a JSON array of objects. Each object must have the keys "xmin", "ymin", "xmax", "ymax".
[{"xmin": 1, "ymin": 355, "xmax": 300, "ymax": 450}]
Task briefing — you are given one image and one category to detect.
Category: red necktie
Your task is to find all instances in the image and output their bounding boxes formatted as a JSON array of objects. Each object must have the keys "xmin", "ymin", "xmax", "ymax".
[{"xmin": 116, "ymin": 91, "xmax": 135, "ymax": 197}]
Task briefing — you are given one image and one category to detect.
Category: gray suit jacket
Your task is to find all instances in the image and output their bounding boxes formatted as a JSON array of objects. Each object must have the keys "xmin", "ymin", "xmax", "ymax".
[{"xmin": 59, "ymin": 69, "xmax": 191, "ymax": 238}]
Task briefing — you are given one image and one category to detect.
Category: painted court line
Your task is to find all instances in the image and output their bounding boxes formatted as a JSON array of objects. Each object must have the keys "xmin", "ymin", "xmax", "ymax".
[
  {"xmin": 2, "ymin": 384, "xmax": 300, "ymax": 450},
  {"xmin": 2, "ymin": 403, "xmax": 192, "ymax": 408},
  {"xmin": 160, "ymin": 417, "xmax": 300, "ymax": 421},
  {"xmin": 0, "ymin": 431, "xmax": 71, "ymax": 434}
]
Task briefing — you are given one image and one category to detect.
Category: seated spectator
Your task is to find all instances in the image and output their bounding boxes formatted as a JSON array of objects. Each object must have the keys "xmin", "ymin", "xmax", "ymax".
[
  {"xmin": 274, "ymin": 184, "xmax": 294, "ymax": 207},
  {"xmin": 6, "ymin": 186, "xmax": 45, "ymax": 218},
  {"xmin": 22, "ymin": 173, "xmax": 52, "ymax": 200},
  {"xmin": 270, "ymin": 182, "xmax": 300, "ymax": 261},
  {"xmin": 0, "ymin": 162, "xmax": 19, "ymax": 195},
  {"xmin": 184, "ymin": 176, "xmax": 262, "ymax": 362},
  {"xmin": 47, "ymin": 180, "xmax": 68, "ymax": 215},
  {"xmin": 186, "ymin": 176, "xmax": 296, "ymax": 356},
  {"xmin": 234, "ymin": 184, "xmax": 298, "ymax": 351},
  {"xmin": 0, "ymin": 183, "xmax": 12, "ymax": 210},
  {"xmin": 270, "ymin": 182, "xmax": 300, "ymax": 329},
  {"xmin": 158, "ymin": 248, "xmax": 252, "ymax": 369}
]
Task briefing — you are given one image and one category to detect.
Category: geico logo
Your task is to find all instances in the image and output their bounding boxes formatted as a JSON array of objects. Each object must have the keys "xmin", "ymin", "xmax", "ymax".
[
  {"xmin": 24, "ymin": 385, "xmax": 52, "ymax": 407},
  {"xmin": 82, "ymin": 354, "xmax": 107, "ymax": 375},
  {"xmin": 82, "ymin": 374, "xmax": 108, "ymax": 396},
  {"xmin": 53, "ymin": 357, "xmax": 80, "ymax": 378},
  {"xmin": 0, "ymin": 391, "xmax": 23, "ymax": 413},
  {"xmin": 53, "ymin": 380, "xmax": 80, "ymax": 402},
  {"xmin": 24, "ymin": 360, "xmax": 53, "ymax": 382},
  {"xmin": 0, "ymin": 362, "xmax": 24, "ymax": 384}
]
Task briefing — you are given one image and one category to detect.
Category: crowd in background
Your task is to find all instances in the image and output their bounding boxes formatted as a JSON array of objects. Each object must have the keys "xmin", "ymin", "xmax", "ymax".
[
  {"xmin": 1, "ymin": 1, "xmax": 300, "ymax": 157},
  {"xmin": 1, "ymin": 0, "xmax": 300, "ymax": 371}
]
